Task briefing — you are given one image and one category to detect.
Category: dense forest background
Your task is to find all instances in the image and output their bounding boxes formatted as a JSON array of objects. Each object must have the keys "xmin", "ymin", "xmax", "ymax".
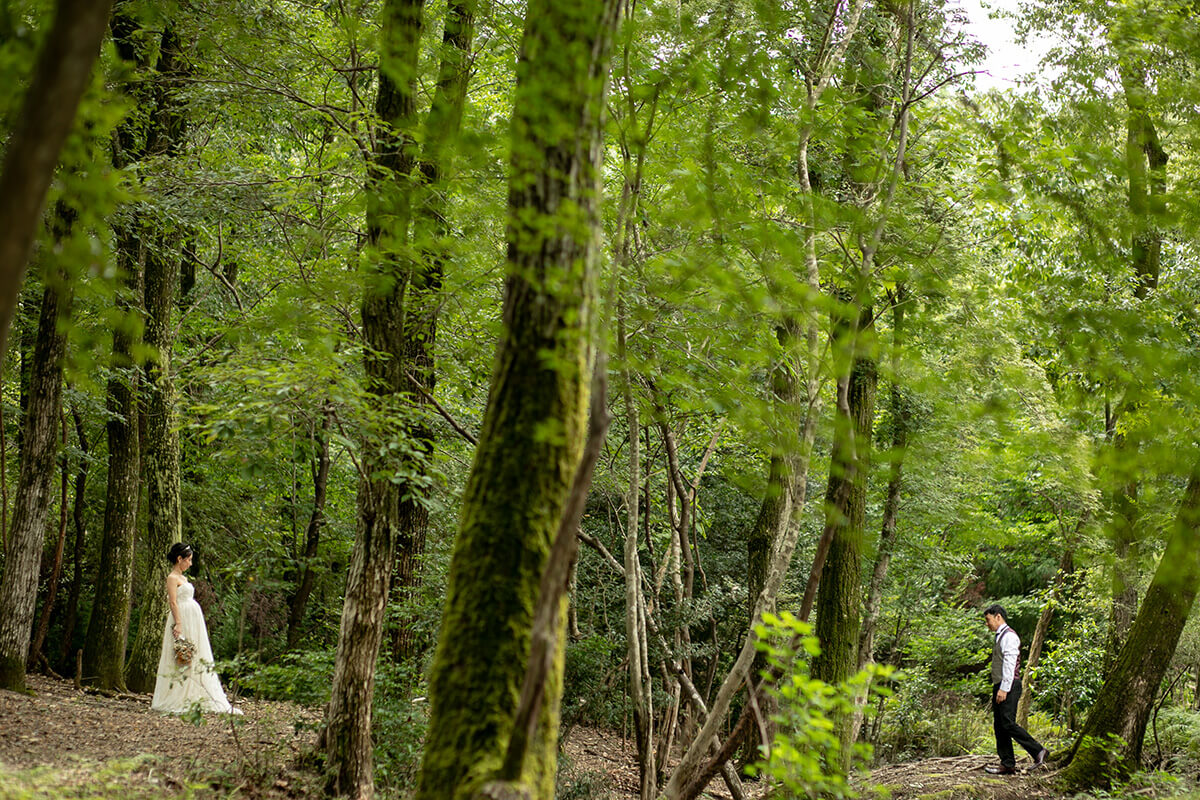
[{"xmin": 2, "ymin": 0, "xmax": 1200, "ymax": 798}]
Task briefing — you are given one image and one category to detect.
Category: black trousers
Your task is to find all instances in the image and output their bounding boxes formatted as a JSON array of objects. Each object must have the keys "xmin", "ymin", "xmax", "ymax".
[{"xmin": 992, "ymin": 679, "xmax": 1043, "ymax": 767}]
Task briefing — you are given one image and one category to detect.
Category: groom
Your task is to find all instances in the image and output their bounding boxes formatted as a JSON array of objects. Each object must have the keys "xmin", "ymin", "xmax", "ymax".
[{"xmin": 982, "ymin": 604, "xmax": 1048, "ymax": 775}]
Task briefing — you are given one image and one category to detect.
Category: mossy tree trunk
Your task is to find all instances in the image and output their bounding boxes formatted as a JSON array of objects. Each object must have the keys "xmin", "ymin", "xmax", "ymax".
[
  {"xmin": 0, "ymin": 266, "xmax": 72, "ymax": 692},
  {"xmin": 1060, "ymin": 471, "xmax": 1200, "ymax": 790},
  {"xmin": 414, "ymin": 2, "xmax": 620, "ymax": 798},
  {"xmin": 1104, "ymin": 54, "xmax": 1167, "ymax": 674},
  {"xmin": 811, "ymin": 304, "xmax": 876, "ymax": 769},
  {"xmin": 858, "ymin": 288, "xmax": 908, "ymax": 671},
  {"xmin": 740, "ymin": 319, "xmax": 803, "ymax": 766},
  {"xmin": 126, "ymin": 25, "xmax": 188, "ymax": 694}
]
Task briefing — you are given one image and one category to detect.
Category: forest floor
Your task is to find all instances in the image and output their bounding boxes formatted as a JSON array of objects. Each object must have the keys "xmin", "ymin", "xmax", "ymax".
[{"xmin": 2, "ymin": 676, "xmax": 1197, "ymax": 800}]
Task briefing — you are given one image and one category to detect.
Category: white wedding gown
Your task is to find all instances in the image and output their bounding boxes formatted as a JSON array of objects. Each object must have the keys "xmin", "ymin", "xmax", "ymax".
[{"xmin": 150, "ymin": 580, "xmax": 240, "ymax": 714}]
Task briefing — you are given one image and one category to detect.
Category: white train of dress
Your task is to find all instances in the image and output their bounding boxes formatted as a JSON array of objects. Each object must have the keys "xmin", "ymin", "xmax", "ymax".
[{"xmin": 150, "ymin": 580, "xmax": 240, "ymax": 714}]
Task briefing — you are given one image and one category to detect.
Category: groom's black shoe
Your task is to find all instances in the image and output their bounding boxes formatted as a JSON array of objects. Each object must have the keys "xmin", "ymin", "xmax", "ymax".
[
  {"xmin": 985, "ymin": 764, "xmax": 1017, "ymax": 775},
  {"xmin": 1033, "ymin": 748, "xmax": 1049, "ymax": 767}
]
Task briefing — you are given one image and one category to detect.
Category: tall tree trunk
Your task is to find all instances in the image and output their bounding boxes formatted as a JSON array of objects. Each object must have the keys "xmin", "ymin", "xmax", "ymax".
[
  {"xmin": 323, "ymin": 0, "xmax": 425, "ymax": 793},
  {"xmin": 1060, "ymin": 470, "xmax": 1200, "ymax": 790},
  {"xmin": 82, "ymin": 228, "xmax": 142, "ymax": 691},
  {"xmin": 0, "ymin": 0, "xmax": 114, "ymax": 365},
  {"xmin": 287, "ymin": 407, "xmax": 332, "ymax": 650},
  {"xmin": 124, "ymin": 232, "xmax": 181, "ymax": 692},
  {"xmin": 739, "ymin": 319, "xmax": 803, "ymax": 766},
  {"xmin": 811, "ymin": 305, "xmax": 876, "ymax": 768},
  {"xmin": 124, "ymin": 24, "xmax": 188, "ymax": 693},
  {"xmin": 57, "ymin": 406, "xmax": 89, "ymax": 671},
  {"xmin": 390, "ymin": 0, "xmax": 478, "ymax": 665},
  {"xmin": 858, "ymin": 294, "xmax": 908, "ymax": 670},
  {"xmin": 620, "ymin": 309, "xmax": 655, "ymax": 800},
  {"xmin": 1104, "ymin": 59, "xmax": 1167, "ymax": 672},
  {"xmin": 0, "ymin": 268, "xmax": 71, "ymax": 691},
  {"xmin": 414, "ymin": 1, "xmax": 620, "ymax": 797},
  {"xmin": 81, "ymin": 0, "xmax": 158, "ymax": 694}
]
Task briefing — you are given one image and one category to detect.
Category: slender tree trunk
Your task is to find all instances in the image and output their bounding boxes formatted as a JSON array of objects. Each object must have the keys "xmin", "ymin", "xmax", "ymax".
[
  {"xmin": 415, "ymin": 2, "xmax": 620, "ymax": 796},
  {"xmin": 1060, "ymin": 470, "xmax": 1200, "ymax": 790},
  {"xmin": 390, "ymin": 0, "xmax": 478, "ymax": 664},
  {"xmin": 858, "ymin": 309, "xmax": 907, "ymax": 670},
  {"xmin": 0, "ymin": 0, "xmax": 114, "ymax": 365},
  {"xmin": 28, "ymin": 410, "xmax": 70, "ymax": 668},
  {"xmin": 739, "ymin": 320, "xmax": 802, "ymax": 766},
  {"xmin": 57, "ymin": 407, "xmax": 89, "ymax": 671},
  {"xmin": 287, "ymin": 407, "xmax": 332, "ymax": 650},
  {"xmin": 0, "ymin": 269, "xmax": 71, "ymax": 691},
  {"xmin": 621, "ymin": 312, "xmax": 655, "ymax": 798},
  {"xmin": 1017, "ymin": 543, "xmax": 1076, "ymax": 726},
  {"xmin": 322, "ymin": 1, "xmax": 425, "ymax": 794}
]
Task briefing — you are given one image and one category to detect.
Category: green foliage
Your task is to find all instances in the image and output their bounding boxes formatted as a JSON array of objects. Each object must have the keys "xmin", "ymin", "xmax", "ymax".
[
  {"xmin": 875, "ymin": 667, "xmax": 991, "ymax": 761},
  {"xmin": 229, "ymin": 649, "xmax": 335, "ymax": 707},
  {"xmin": 562, "ymin": 634, "xmax": 626, "ymax": 730},
  {"xmin": 749, "ymin": 612, "xmax": 893, "ymax": 799},
  {"xmin": 1032, "ymin": 611, "xmax": 1106, "ymax": 722}
]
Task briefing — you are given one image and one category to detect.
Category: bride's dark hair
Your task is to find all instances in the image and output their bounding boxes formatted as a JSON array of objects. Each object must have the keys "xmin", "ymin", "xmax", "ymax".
[{"xmin": 166, "ymin": 542, "xmax": 194, "ymax": 564}]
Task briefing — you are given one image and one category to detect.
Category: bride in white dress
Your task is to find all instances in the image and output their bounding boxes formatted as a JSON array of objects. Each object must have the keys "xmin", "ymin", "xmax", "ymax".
[{"xmin": 151, "ymin": 543, "xmax": 241, "ymax": 715}]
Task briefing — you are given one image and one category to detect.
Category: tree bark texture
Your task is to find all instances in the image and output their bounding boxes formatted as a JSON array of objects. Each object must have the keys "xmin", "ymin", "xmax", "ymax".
[
  {"xmin": 619, "ymin": 312, "xmax": 655, "ymax": 800},
  {"xmin": 858, "ymin": 325, "xmax": 907, "ymax": 668},
  {"xmin": 0, "ymin": 270, "xmax": 71, "ymax": 692},
  {"xmin": 57, "ymin": 407, "xmax": 89, "ymax": 671},
  {"xmin": 390, "ymin": 0, "xmax": 478, "ymax": 665},
  {"xmin": 123, "ymin": 24, "xmax": 189, "ymax": 693},
  {"xmin": 415, "ymin": 2, "xmax": 620, "ymax": 797},
  {"xmin": 287, "ymin": 408, "xmax": 332, "ymax": 650},
  {"xmin": 1103, "ymin": 59, "xmax": 1167, "ymax": 672},
  {"xmin": 82, "ymin": 231, "xmax": 142, "ymax": 691},
  {"xmin": 323, "ymin": 1, "xmax": 425, "ymax": 795},
  {"xmin": 28, "ymin": 411, "xmax": 70, "ymax": 669},
  {"xmin": 739, "ymin": 320, "xmax": 803, "ymax": 764},
  {"xmin": 812, "ymin": 305, "xmax": 876, "ymax": 768},
  {"xmin": 0, "ymin": 0, "xmax": 114, "ymax": 366},
  {"xmin": 1060, "ymin": 470, "xmax": 1200, "ymax": 790},
  {"xmin": 125, "ymin": 231, "xmax": 182, "ymax": 693}
]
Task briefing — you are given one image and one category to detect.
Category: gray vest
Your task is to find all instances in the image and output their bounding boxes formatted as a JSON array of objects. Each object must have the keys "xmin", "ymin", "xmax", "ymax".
[{"xmin": 991, "ymin": 626, "xmax": 1020, "ymax": 685}]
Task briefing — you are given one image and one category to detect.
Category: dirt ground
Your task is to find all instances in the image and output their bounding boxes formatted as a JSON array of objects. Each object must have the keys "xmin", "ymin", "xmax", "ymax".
[
  {"xmin": 0, "ymin": 673, "xmax": 322, "ymax": 798},
  {"xmin": 2, "ymin": 675, "xmax": 1192, "ymax": 800}
]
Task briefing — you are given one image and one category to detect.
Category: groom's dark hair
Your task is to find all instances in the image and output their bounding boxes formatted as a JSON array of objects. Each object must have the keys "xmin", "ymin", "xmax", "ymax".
[{"xmin": 983, "ymin": 603, "xmax": 1007, "ymax": 620}]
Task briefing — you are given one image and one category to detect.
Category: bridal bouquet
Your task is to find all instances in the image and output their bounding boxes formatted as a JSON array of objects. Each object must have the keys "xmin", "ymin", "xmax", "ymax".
[{"xmin": 173, "ymin": 634, "xmax": 196, "ymax": 666}]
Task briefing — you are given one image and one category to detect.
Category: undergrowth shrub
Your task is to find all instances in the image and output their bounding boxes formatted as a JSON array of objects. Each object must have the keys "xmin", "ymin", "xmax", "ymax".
[
  {"xmin": 562, "ymin": 634, "xmax": 627, "ymax": 729},
  {"xmin": 555, "ymin": 752, "xmax": 614, "ymax": 800},
  {"xmin": 749, "ymin": 612, "xmax": 893, "ymax": 799},
  {"xmin": 1147, "ymin": 706, "xmax": 1200, "ymax": 775},
  {"xmin": 874, "ymin": 668, "xmax": 990, "ymax": 762},
  {"xmin": 226, "ymin": 649, "xmax": 429, "ymax": 792}
]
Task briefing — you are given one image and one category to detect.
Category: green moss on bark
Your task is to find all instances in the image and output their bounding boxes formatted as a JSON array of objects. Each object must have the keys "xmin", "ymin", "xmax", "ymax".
[
  {"xmin": 1060, "ymin": 472, "xmax": 1200, "ymax": 791},
  {"xmin": 415, "ymin": 2, "xmax": 619, "ymax": 798}
]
